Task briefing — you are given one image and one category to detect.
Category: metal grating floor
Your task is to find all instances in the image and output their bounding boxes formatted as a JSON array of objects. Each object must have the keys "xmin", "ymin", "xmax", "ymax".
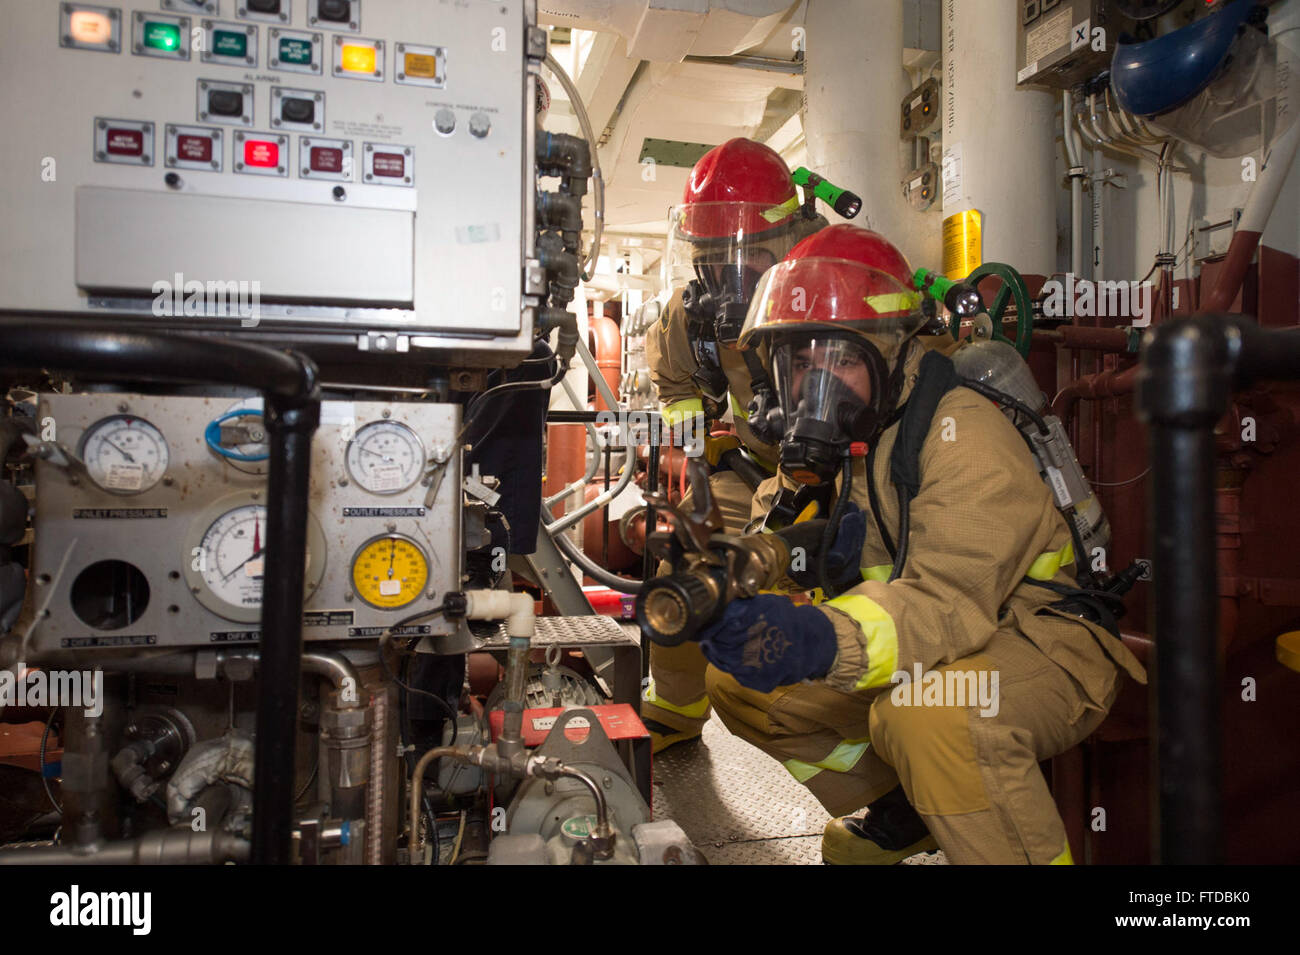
[{"xmin": 652, "ymin": 712, "xmax": 947, "ymax": 865}]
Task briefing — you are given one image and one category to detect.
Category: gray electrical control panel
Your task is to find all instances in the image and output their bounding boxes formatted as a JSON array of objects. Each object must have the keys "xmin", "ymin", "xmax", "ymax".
[
  {"xmin": 1016, "ymin": 0, "xmax": 1136, "ymax": 90},
  {"xmin": 28, "ymin": 393, "xmax": 463, "ymax": 652},
  {"xmin": 0, "ymin": 0, "xmax": 538, "ymax": 364}
]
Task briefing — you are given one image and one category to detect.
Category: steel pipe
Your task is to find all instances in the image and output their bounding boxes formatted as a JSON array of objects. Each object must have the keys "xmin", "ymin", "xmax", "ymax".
[{"xmin": 1137, "ymin": 315, "xmax": 1300, "ymax": 864}]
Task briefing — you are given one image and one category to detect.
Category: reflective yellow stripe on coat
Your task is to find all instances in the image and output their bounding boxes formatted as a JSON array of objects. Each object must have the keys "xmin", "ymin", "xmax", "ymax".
[
  {"xmin": 825, "ymin": 594, "xmax": 900, "ymax": 691},
  {"xmin": 662, "ymin": 398, "xmax": 703, "ymax": 427},
  {"xmin": 1027, "ymin": 541, "xmax": 1075, "ymax": 581}
]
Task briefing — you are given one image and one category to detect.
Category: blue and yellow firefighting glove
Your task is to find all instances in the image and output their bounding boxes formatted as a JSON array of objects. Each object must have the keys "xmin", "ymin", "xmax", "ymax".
[
  {"xmin": 697, "ymin": 594, "xmax": 838, "ymax": 693},
  {"xmin": 774, "ymin": 501, "xmax": 868, "ymax": 593}
]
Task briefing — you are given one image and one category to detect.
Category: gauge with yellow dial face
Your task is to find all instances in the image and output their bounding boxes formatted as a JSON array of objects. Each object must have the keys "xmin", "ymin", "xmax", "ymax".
[{"xmin": 350, "ymin": 534, "xmax": 429, "ymax": 610}]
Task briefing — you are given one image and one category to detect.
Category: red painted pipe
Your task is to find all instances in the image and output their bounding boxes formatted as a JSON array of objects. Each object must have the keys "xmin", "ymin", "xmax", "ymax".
[
  {"xmin": 589, "ymin": 314, "xmax": 621, "ymax": 413},
  {"xmin": 1202, "ymin": 230, "xmax": 1263, "ymax": 314},
  {"xmin": 544, "ymin": 423, "xmax": 588, "ymax": 514},
  {"xmin": 1036, "ymin": 326, "xmax": 1133, "ymax": 352}
]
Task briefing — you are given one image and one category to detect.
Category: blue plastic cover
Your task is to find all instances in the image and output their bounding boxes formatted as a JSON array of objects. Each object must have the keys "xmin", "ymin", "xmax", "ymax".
[{"xmin": 1111, "ymin": 0, "xmax": 1260, "ymax": 117}]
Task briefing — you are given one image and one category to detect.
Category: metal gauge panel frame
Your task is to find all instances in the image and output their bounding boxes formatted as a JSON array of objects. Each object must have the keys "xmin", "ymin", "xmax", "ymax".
[{"xmin": 28, "ymin": 393, "xmax": 462, "ymax": 652}]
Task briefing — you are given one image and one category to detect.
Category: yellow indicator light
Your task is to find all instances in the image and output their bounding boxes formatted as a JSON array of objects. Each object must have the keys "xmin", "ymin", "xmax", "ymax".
[
  {"xmin": 341, "ymin": 44, "xmax": 376, "ymax": 74},
  {"xmin": 403, "ymin": 52, "xmax": 439, "ymax": 79},
  {"xmin": 351, "ymin": 536, "xmax": 429, "ymax": 610},
  {"xmin": 70, "ymin": 10, "xmax": 112, "ymax": 45}
]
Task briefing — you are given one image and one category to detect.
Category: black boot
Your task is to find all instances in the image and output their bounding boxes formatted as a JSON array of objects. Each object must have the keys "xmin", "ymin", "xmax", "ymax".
[{"xmin": 821, "ymin": 786, "xmax": 939, "ymax": 865}]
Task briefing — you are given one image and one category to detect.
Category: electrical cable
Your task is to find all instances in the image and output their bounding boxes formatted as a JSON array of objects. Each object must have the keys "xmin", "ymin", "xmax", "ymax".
[
  {"xmin": 378, "ymin": 606, "xmax": 459, "ymax": 727},
  {"xmin": 294, "ymin": 755, "xmax": 319, "ymax": 804},
  {"xmin": 449, "ymin": 809, "xmax": 466, "ymax": 864},
  {"xmin": 1093, "ymin": 467, "xmax": 1151, "ymax": 487},
  {"xmin": 39, "ymin": 707, "xmax": 61, "ymax": 815},
  {"xmin": 452, "ymin": 359, "xmax": 566, "ymax": 453},
  {"xmin": 490, "ymin": 511, "xmax": 513, "ymax": 588}
]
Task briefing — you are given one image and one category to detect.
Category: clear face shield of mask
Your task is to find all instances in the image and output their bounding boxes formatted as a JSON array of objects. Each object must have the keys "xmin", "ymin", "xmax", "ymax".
[
  {"xmin": 664, "ymin": 201, "xmax": 808, "ymax": 345},
  {"xmin": 769, "ymin": 338, "xmax": 885, "ymax": 485}
]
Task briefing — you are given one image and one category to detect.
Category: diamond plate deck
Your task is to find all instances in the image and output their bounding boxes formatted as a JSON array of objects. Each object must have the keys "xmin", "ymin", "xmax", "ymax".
[
  {"xmin": 478, "ymin": 615, "xmax": 638, "ymax": 648},
  {"xmin": 653, "ymin": 714, "xmax": 948, "ymax": 866}
]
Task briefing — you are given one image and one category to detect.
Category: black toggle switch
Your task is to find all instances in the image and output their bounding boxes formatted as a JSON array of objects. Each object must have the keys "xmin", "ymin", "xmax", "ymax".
[
  {"xmin": 208, "ymin": 90, "xmax": 245, "ymax": 117},
  {"xmin": 318, "ymin": 0, "xmax": 351, "ymax": 23},
  {"xmin": 281, "ymin": 97, "xmax": 315, "ymax": 124}
]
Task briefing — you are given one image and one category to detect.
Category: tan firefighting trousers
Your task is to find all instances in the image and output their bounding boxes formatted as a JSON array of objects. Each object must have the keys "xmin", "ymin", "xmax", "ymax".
[
  {"xmin": 705, "ymin": 628, "xmax": 1115, "ymax": 864},
  {"xmin": 640, "ymin": 468, "xmax": 755, "ymax": 736}
]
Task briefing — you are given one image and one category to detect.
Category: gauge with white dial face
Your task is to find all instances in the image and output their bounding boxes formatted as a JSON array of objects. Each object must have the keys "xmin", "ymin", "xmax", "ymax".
[
  {"xmin": 345, "ymin": 421, "xmax": 425, "ymax": 495},
  {"xmin": 196, "ymin": 503, "xmax": 268, "ymax": 616},
  {"xmin": 183, "ymin": 493, "xmax": 326, "ymax": 623},
  {"xmin": 78, "ymin": 415, "xmax": 169, "ymax": 494}
]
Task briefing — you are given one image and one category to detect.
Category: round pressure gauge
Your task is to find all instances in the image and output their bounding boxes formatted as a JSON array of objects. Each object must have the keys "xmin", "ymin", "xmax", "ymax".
[
  {"xmin": 345, "ymin": 421, "xmax": 425, "ymax": 495},
  {"xmin": 350, "ymin": 534, "xmax": 429, "ymax": 610},
  {"xmin": 78, "ymin": 415, "xmax": 170, "ymax": 494},
  {"xmin": 183, "ymin": 491, "xmax": 326, "ymax": 623}
]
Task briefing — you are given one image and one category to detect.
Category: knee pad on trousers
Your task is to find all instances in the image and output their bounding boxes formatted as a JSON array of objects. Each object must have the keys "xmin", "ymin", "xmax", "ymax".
[{"xmin": 868, "ymin": 694, "xmax": 990, "ymax": 817}]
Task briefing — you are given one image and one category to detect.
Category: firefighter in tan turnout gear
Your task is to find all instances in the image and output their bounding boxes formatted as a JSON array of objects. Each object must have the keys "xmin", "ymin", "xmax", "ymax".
[
  {"xmin": 691, "ymin": 224, "xmax": 1146, "ymax": 864},
  {"xmin": 640, "ymin": 137, "xmax": 826, "ymax": 753}
]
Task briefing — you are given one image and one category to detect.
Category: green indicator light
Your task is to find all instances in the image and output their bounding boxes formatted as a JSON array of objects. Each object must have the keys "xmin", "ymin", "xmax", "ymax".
[
  {"xmin": 143, "ymin": 21, "xmax": 181, "ymax": 52},
  {"xmin": 280, "ymin": 37, "xmax": 311, "ymax": 65},
  {"xmin": 213, "ymin": 30, "xmax": 248, "ymax": 58}
]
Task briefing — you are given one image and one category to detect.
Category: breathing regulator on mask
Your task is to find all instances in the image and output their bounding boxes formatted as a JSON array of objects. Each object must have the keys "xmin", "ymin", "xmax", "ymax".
[{"xmin": 737, "ymin": 225, "xmax": 926, "ymax": 494}]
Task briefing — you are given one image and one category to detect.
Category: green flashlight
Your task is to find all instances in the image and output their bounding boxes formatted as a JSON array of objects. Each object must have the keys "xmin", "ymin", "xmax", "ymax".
[
  {"xmin": 792, "ymin": 167, "xmax": 862, "ymax": 219},
  {"xmin": 914, "ymin": 268, "xmax": 983, "ymax": 318}
]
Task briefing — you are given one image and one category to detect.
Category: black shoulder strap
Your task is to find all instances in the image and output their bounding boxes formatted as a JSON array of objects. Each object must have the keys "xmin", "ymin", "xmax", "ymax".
[
  {"xmin": 889, "ymin": 350, "xmax": 961, "ymax": 501},
  {"xmin": 883, "ymin": 350, "xmax": 961, "ymax": 581}
]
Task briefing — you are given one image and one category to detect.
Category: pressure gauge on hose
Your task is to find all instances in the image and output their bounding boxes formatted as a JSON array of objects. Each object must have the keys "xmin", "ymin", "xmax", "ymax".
[
  {"xmin": 345, "ymin": 420, "xmax": 425, "ymax": 494},
  {"xmin": 182, "ymin": 490, "xmax": 327, "ymax": 623},
  {"xmin": 78, "ymin": 414, "xmax": 170, "ymax": 494}
]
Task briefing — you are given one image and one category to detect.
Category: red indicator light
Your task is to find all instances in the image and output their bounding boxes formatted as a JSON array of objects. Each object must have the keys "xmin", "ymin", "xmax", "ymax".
[
  {"xmin": 177, "ymin": 135, "xmax": 213, "ymax": 162},
  {"xmin": 106, "ymin": 129, "xmax": 144, "ymax": 156},
  {"xmin": 310, "ymin": 146, "xmax": 343, "ymax": 173},
  {"xmin": 372, "ymin": 152, "xmax": 404, "ymax": 177},
  {"xmin": 244, "ymin": 140, "xmax": 279, "ymax": 168}
]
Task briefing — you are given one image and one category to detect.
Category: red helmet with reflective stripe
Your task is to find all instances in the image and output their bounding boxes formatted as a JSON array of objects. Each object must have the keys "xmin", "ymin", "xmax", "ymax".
[
  {"xmin": 678, "ymin": 138, "xmax": 799, "ymax": 239},
  {"xmin": 738, "ymin": 224, "xmax": 924, "ymax": 353},
  {"xmin": 784, "ymin": 224, "xmax": 914, "ymax": 288}
]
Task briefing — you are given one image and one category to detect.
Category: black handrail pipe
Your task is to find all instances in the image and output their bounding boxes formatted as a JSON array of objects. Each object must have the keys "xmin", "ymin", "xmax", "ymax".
[{"xmin": 1137, "ymin": 315, "xmax": 1300, "ymax": 864}]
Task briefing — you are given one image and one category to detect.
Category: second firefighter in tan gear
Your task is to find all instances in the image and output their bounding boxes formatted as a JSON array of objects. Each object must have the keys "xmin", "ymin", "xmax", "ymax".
[
  {"xmin": 640, "ymin": 135, "xmax": 824, "ymax": 751},
  {"xmin": 638, "ymin": 306, "xmax": 760, "ymax": 751}
]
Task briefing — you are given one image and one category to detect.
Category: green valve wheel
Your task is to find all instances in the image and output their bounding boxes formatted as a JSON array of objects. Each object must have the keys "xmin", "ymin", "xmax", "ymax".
[
  {"xmin": 946, "ymin": 261, "xmax": 1034, "ymax": 358},
  {"xmin": 956, "ymin": 262, "xmax": 1034, "ymax": 359}
]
